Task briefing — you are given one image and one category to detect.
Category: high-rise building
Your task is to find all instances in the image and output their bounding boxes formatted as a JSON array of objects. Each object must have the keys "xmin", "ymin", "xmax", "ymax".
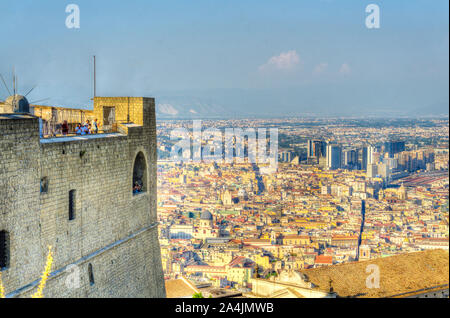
[
  {"xmin": 361, "ymin": 146, "xmax": 375, "ymax": 170},
  {"xmin": 279, "ymin": 151, "xmax": 293, "ymax": 163},
  {"xmin": 307, "ymin": 140, "xmax": 313, "ymax": 158},
  {"xmin": 377, "ymin": 163, "xmax": 391, "ymax": 182},
  {"xmin": 326, "ymin": 144, "xmax": 342, "ymax": 170},
  {"xmin": 366, "ymin": 163, "xmax": 378, "ymax": 178},
  {"xmin": 343, "ymin": 149, "xmax": 358, "ymax": 169},
  {"xmin": 385, "ymin": 141, "xmax": 405, "ymax": 158},
  {"xmin": 307, "ymin": 140, "xmax": 326, "ymax": 159},
  {"xmin": 384, "ymin": 157, "xmax": 398, "ymax": 171}
]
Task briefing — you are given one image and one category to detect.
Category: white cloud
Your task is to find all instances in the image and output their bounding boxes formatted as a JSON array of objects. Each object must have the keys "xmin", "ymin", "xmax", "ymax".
[
  {"xmin": 313, "ymin": 62, "xmax": 328, "ymax": 75},
  {"xmin": 259, "ymin": 50, "xmax": 300, "ymax": 71},
  {"xmin": 339, "ymin": 63, "xmax": 351, "ymax": 75}
]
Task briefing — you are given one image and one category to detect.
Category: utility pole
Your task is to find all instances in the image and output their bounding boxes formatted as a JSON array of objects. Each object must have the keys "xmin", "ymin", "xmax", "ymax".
[
  {"xmin": 13, "ymin": 67, "xmax": 15, "ymax": 95},
  {"xmin": 93, "ymin": 55, "xmax": 96, "ymax": 98},
  {"xmin": 127, "ymin": 96, "xmax": 130, "ymax": 123},
  {"xmin": 12, "ymin": 67, "xmax": 16, "ymax": 108}
]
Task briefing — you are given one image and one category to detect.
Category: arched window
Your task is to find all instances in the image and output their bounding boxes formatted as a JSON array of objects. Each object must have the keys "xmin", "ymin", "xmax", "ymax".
[
  {"xmin": 0, "ymin": 230, "xmax": 9, "ymax": 270},
  {"xmin": 88, "ymin": 263, "xmax": 95, "ymax": 286},
  {"xmin": 132, "ymin": 152, "xmax": 147, "ymax": 195}
]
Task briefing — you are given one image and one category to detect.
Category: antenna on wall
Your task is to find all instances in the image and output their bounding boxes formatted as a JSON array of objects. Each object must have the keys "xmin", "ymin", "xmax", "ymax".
[
  {"xmin": 93, "ymin": 55, "xmax": 96, "ymax": 98},
  {"xmin": 12, "ymin": 67, "xmax": 16, "ymax": 106},
  {"xmin": 24, "ymin": 85, "xmax": 36, "ymax": 97},
  {"xmin": 0, "ymin": 69, "xmax": 45, "ymax": 108},
  {"xmin": 13, "ymin": 67, "xmax": 16, "ymax": 95},
  {"xmin": 0, "ymin": 73, "xmax": 11, "ymax": 96}
]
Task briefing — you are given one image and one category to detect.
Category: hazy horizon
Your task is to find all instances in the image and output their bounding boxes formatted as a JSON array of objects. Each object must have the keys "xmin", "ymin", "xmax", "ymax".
[{"xmin": 1, "ymin": 0, "xmax": 448, "ymax": 118}]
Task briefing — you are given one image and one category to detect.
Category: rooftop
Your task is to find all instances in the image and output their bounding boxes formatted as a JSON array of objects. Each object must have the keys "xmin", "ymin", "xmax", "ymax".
[
  {"xmin": 165, "ymin": 276, "xmax": 200, "ymax": 298},
  {"xmin": 40, "ymin": 133, "xmax": 126, "ymax": 144},
  {"xmin": 0, "ymin": 113, "xmax": 36, "ymax": 120},
  {"xmin": 301, "ymin": 249, "xmax": 449, "ymax": 297}
]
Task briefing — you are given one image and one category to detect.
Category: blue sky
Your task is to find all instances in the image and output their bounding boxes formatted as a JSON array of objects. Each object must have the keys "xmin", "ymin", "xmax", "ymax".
[{"xmin": 0, "ymin": 0, "xmax": 448, "ymax": 117}]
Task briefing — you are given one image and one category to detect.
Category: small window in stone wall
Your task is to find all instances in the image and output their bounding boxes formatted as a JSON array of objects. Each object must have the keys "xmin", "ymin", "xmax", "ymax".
[
  {"xmin": 69, "ymin": 190, "xmax": 76, "ymax": 220},
  {"xmin": 132, "ymin": 152, "xmax": 147, "ymax": 195},
  {"xmin": 0, "ymin": 230, "xmax": 10, "ymax": 270},
  {"xmin": 40, "ymin": 177, "xmax": 49, "ymax": 193},
  {"xmin": 88, "ymin": 263, "xmax": 95, "ymax": 286}
]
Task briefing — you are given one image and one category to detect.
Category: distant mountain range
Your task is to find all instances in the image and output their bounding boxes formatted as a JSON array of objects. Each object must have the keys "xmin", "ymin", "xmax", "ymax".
[
  {"xmin": 154, "ymin": 88, "xmax": 449, "ymax": 119},
  {"xmin": 31, "ymin": 91, "xmax": 449, "ymax": 120},
  {"xmin": 412, "ymin": 101, "xmax": 449, "ymax": 117},
  {"xmin": 155, "ymin": 96, "xmax": 236, "ymax": 119},
  {"xmin": 155, "ymin": 98, "xmax": 449, "ymax": 119}
]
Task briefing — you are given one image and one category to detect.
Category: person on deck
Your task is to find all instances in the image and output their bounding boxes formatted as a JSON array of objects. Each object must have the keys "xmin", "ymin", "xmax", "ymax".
[
  {"xmin": 93, "ymin": 118, "xmax": 99, "ymax": 134},
  {"xmin": 62, "ymin": 120, "xmax": 69, "ymax": 135},
  {"xmin": 75, "ymin": 123, "xmax": 82, "ymax": 135}
]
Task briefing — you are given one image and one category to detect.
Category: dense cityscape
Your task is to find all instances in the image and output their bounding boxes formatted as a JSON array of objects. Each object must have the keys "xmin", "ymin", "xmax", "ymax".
[
  {"xmin": 1, "ymin": 0, "xmax": 448, "ymax": 303},
  {"xmin": 157, "ymin": 117, "xmax": 449, "ymax": 297}
]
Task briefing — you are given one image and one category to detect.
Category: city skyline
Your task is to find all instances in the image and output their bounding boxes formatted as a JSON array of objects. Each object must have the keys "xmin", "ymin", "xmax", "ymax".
[{"xmin": 0, "ymin": 1, "xmax": 448, "ymax": 300}]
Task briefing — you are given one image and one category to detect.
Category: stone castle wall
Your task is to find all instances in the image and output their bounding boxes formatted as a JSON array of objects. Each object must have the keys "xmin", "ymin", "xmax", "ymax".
[
  {"xmin": 0, "ymin": 97, "xmax": 165, "ymax": 298},
  {"xmin": 0, "ymin": 115, "xmax": 43, "ymax": 290}
]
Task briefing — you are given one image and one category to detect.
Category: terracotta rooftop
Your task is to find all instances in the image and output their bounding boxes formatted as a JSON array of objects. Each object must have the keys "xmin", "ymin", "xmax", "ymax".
[{"xmin": 315, "ymin": 255, "xmax": 333, "ymax": 264}]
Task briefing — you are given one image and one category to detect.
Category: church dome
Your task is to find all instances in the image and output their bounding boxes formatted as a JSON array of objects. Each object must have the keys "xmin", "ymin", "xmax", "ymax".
[
  {"xmin": 200, "ymin": 211, "xmax": 213, "ymax": 220},
  {"xmin": 5, "ymin": 95, "xmax": 30, "ymax": 113}
]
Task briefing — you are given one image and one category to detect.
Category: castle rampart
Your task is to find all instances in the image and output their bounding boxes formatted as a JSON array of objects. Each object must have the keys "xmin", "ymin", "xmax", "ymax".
[{"xmin": 0, "ymin": 97, "xmax": 165, "ymax": 297}]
